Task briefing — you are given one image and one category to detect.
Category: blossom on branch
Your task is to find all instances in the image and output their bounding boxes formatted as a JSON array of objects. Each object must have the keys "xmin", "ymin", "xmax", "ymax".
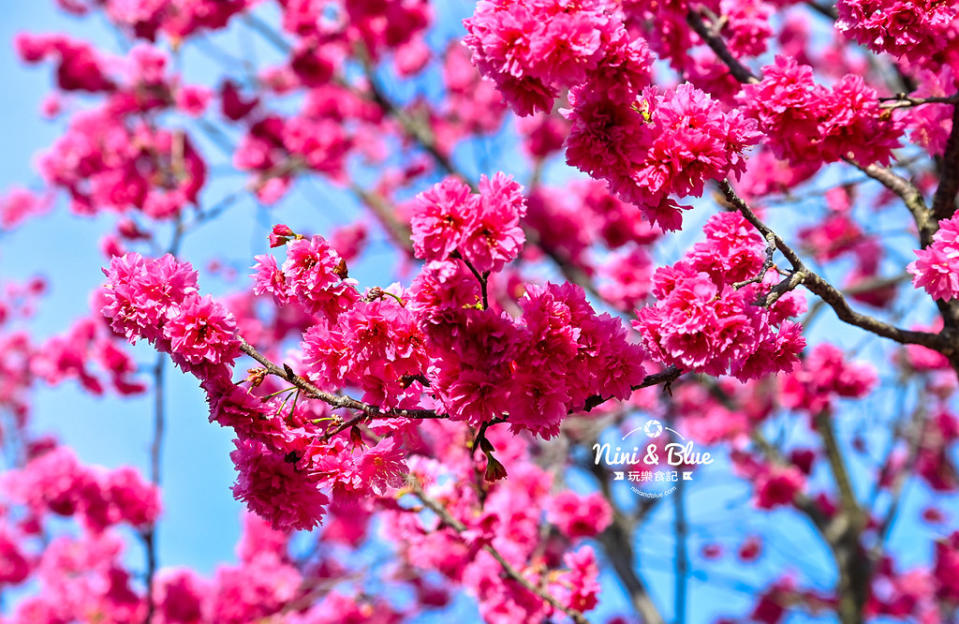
[
  {"xmin": 634, "ymin": 212, "xmax": 806, "ymax": 381},
  {"xmin": 909, "ymin": 213, "xmax": 959, "ymax": 301}
]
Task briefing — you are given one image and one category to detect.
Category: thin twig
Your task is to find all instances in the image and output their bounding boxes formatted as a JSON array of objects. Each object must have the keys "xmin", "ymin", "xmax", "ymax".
[
  {"xmin": 409, "ymin": 482, "xmax": 593, "ymax": 624},
  {"xmin": 584, "ymin": 456, "xmax": 666, "ymax": 624},
  {"xmin": 734, "ymin": 232, "xmax": 776, "ymax": 290},
  {"xmin": 454, "ymin": 252, "xmax": 490, "ymax": 310},
  {"xmin": 239, "ymin": 338, "xmax": 443, "ymax": 420},
  {"xmin": 879, "ymin": 93, "xmax": 959, "ymax": 110},
  {"xmin": 581, "ymin": 366, "xmax": 683, "ymax": 413},
  {"xmin": 686, "ymin": 8, "xmax": 760, "ymax": 84},
  {"xmin": 844, "ymin": 159, "xmax": 934, "ymax": 247},
  {"xmin": 931, "ymin": 103, "xmax": 959, "ymax": 221},
  {"xmin": 719, "ymin": 181, "xmax": 947, "ymax": 351}
]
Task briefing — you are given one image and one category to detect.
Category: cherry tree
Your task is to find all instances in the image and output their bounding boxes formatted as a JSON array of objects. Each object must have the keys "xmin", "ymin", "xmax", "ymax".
[{"xmin": 0, "ymin": 0, "xmax": 958, "ymax": 623}]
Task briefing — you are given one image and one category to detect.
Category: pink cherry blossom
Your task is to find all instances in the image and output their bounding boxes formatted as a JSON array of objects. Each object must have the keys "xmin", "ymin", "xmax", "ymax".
[{"xmin": 909, "ymin": 212, "xmax": 959, "ymax": 301}]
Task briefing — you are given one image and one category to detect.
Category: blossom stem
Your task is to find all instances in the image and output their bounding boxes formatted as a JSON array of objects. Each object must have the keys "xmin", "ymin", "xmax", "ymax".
[
  {"xmin": 142, "ymin": 353, "xmax": 165, "ymax": 624},
  {"xmin": 456, "ymin": 252, "xmax": 490, "ymax": 310},
  {"xmin": 584, "ymin": 454, "xmax": 665, "ymax": 624}
]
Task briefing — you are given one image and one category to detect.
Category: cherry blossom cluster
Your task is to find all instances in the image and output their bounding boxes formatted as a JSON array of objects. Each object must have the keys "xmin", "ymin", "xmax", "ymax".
[
  {"xmin": 2, "ymin": 445, "xmax": 160, "ymax": 532},
  {"xmin": 780, "ymin": 343, "xmax": 877, "ymax": 414},
  {"xmin": 32, "ymin": 315, "xmax": 147, "ymax": 396},
  {"xmin": 0, "ymin": 188, "xmax": 50, "ymax": 231},
  {"xmin": 0, "ymin": 425, "xmax": 611, "ymax": 624},
  {"xmin": 913, "ymin": 410, "xmax": 959, "ymax": 492},
  {"xmin": 55, "ymin": 0, "xmax": 251, "ymax": 41},
  {"xmin": 232, "ymin": 85, "xmax": 389, "ymax": 202},
  {"xmin": 253, "ymin": 230, "xmax": 361, "ymax": 321},
  {"xmin": 441, "ymin": 42, "xmax": 509, "ymax": 140},
  {"xmin": 463, "ymin": 0, "xmax": 637, "ymax": 116},
  {"xmin": 410, "ymin": 173, "xmax": 526, "ymax": 272},
  {"xmin": 741, "ymin": 56, "xmax": 904, "ymax": 169},
  {"xmin": 634, "ymin": 212, "xmax": 806, "ymax": 381},
  {"xmin": 282, "ymin": 0, "xmax": 432, "ymax": 65},
  {"xmin": 0, "ymin": 276, "xmax": 146, "ymax": 428},
  {"xmin": 415, "ymin": 278, "xmax": 645, "ymax": 437},
  {"xmin": 904, "ymin": 67, "xmax": 957, "ymax": 156},
  {"xmin": 15, "ymin": 39, "xmax": 210, "ymax": 218},
  {"xmin": 101, "ymin": 253, "xmax": 241, "ymax": 377},
  {"xmin": 0, "ymin": 465, "xmax": 410, "ymax": 624},
  {"xmin": 465, "ymin": 0, "xmax": 759, "ymax": 231},
  {"xmin": 100, "ymin": 180, "xmax": 647, "ymax": 530},
  {"xmin": 909, "ymin": 212, "xmax": 959, "ymax": 301},
  {"xmin": 566, "ymin": 83, "xmax": 760, "ymax": 231},
  {"xmin": 836, "ymin": 0, "xmax": 959, "ymax": 72}
]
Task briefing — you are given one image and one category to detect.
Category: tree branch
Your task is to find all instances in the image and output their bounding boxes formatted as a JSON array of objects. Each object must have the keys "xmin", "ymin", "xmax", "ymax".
[
  {"xmin": 844, "ymin": 159, "xmax": 934, "ymax": 247},
  {"xmin": 585, "ymin": 459, "xmax": 666, "ymax": 624},
  {"xmin": 685, "ymin": 8, "xmax": 760, "ymax": 84},
  {"xmin": 719, "ymin": 180, "xmax": 946, "ymax": 351},
  {"xmin": 409, "ymin": 482, "xmax": 594, "ymax": 624},
  {"xmin": 581, "ymin": 366, "xmax": 683, "ymax": 413},
  {"xmin": 238, "ymin": 338, "xmax": 444, "ymax": 421},
  {"xmin": 879, "ymin": 93, "xmax": 959, "ymax": 110},
  {"xmin": 141, "ymin": 354, "xmax": 165, "ymax": 624},
  {"xmin": 813, "ymin": 412, "xmax": 861, "ymax": 524}
]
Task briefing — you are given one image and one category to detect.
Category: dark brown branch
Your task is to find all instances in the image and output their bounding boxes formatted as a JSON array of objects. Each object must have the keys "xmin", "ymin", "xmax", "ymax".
[
  {"xmin": 686, "ymin": 8, "xmax": 760, "ymax": 85},
  {"xmin": 844, "ymin": 159, "xmax": 934, "ymax": 246},
  {"xmin": 879, "ymin": 93, "xmax": 959, "ymax": 110},
  {"xmin": 931, "ymin": 103, "xmax": 959, "ymax": 221},
  {"xmin": 751, "ymin": 429, "xmax": 868, "ymax": 624},
  {"xmin": 801, "ymin": 273, "xmax": 910, "ymax": 328},
  {"xmin": 719, "ymin": 181, "xmax": 946, "ymax": 351},
  {"xmin": 581, "ymin": 366, "xmax": 683, "ymax": 412},
  {"xmin": 815, "ymin": 409, "xmax": 869, "ymax": 624}
]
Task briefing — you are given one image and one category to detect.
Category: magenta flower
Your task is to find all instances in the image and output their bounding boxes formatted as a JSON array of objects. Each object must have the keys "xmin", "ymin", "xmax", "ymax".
[{"xmin": 910, "ymin": 214, "xmax": 959, "ymax": 301}]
